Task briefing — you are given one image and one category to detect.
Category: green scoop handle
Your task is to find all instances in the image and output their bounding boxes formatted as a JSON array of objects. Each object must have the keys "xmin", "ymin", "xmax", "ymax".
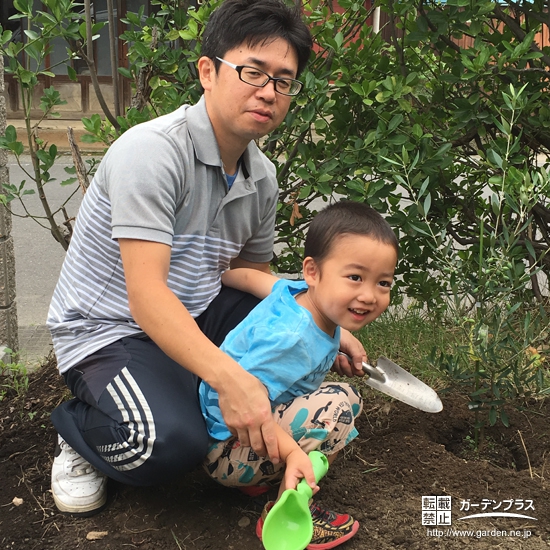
[{"xmin": 262, "ymin": 451, "xmax": 329, "ymax": 550}]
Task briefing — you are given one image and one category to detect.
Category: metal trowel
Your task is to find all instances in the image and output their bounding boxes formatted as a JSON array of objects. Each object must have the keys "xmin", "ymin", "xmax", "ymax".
[{"xmin": 339, "ymin": 352, "xmax": 443, "ymax": 413}]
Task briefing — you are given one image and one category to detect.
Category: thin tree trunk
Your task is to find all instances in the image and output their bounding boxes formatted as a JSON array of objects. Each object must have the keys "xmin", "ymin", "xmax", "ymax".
[
  {"xmin": 67, "ymin": 127, "xmax": 90, "ymax": 194},
  {"xmin": 107, "ymin": 0, "xmax": 120, "ymax": 118},
  {"xmin": 83, "ymin": 0, "xmax": 119, "ymax": 129}
]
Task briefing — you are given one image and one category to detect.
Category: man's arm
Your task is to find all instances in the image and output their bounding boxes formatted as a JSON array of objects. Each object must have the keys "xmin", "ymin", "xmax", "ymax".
[
  {"xmin": 222, "ymin": 268, "xmax": 278, "ymax": 299},
  {"xmin": 119, "ymin": 238, "xmax": 279, "ymax": 460},
  {"xmin": 229, "ymin": 256, "xmax": 272, "ymax": 273}
]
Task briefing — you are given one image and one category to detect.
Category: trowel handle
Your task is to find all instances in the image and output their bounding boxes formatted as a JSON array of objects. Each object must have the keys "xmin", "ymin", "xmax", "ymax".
[
  {"xmin": 339, "ymin": 351, "xmax": 371, "ymax": 379},
  {"xmin": 338, "ymin": 351, "xmax": 385, "ymax": 383},
  {"xmin": 309, "ymin": 451, "xmax": 329, "ymax": 482},
  {"xmin": 296, "ymin": 451, "xmax": 329, "ymax": 500}
]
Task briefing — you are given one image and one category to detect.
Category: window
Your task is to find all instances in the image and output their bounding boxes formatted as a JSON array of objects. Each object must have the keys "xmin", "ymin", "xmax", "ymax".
[{"xmin": 1, "ymin": 0, "xmax": 153, "ymax": 78}]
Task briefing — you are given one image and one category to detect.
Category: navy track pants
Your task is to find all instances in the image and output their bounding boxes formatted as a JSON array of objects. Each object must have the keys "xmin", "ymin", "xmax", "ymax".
[{"xmin": 50, "ymin": 287, "xmax": 260, "ymax": 486}]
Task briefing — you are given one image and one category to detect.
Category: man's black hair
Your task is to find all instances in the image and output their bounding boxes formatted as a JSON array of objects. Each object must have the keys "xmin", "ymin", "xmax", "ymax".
[
  {"xmin": 201, "ymin": 0, "xmax": 312, "ymax": 77},
  {"xmin": 304, "ymin": 201, "xmax": 399, "ymax": 264}
]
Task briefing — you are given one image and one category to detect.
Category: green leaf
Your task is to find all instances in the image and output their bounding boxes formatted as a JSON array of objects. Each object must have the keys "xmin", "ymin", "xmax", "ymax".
[
  {"xmin": 315, "ymin": 180, "xmax": 332, "ymax": 195},
  {"xmin": 423, "ymin": 193, "xmax": 432, "ymax": 216},
  {"xmin": 388, "ymin": 114, "xmax": 403, "ymax": 132},
  {"xmin": 165, "ymin": 29, "xmax": 180, "ymax": 41},
  {"xmin": 24, "ymin": 29, "xmax": 39, "ymax": 41},
  {"xmin": 407, "ymin": 222, "xmax": 431, "ymax": 237},
  {"xmin": 412, "ymin": 123, "xmax": 423, "ymax": 139},
  {"xmin": 92, "ymin": 22, "xmax": 107, "ymax": 36},
  {"xmin": 524, "ymin": 239, "xmax": 536, "ymax": 260},
  {"xmin": 487, "ymin": 149, "xmax": 503, "ymax": 169},
  {"xmin": 1, "ymin": 30, "xmax": 13, "ymax": 46},
  {"xmin": 80, "ymin": 134, "xmax": 102, "ymax": 144},
  {"xmin": 11, "ymin": 142, "xmax": 24, "ymax": 156},
  {"xmin": 149, "ymin": 75, "xmax": 160, "ymax": 90},
  {"xmin": 118, "ymin": 67, "xmax": 133, "ymax": 79},
  {"xmin": 18, "ymin": 68, "xmax": 35, "ymax": 84},
  {"xmin": 500, "ymin": 409, "xmax": 509, "ymax": 427},
  {"xmin": 419, "ymin": 177, "xmax": 430, "ymax": 197},
  {"xmin": 35, "ymin": 149, "xmax": 50, "ymax": 164},
  {"xmin": 60, "ymin": 177, "xmax": 78, "ymax": 186},
  {"xmin": 5, "ymin": 125, "xmax": 17, "ymax": 142},
  {"xmin": 379, "ymin": 156, "xmax": 401, "ymax": 166},
  {"xmin": 387, "ymin": 134, "xmax": 408, "ymax": 146},
  {"xmin": 14, "ymin": 0, "xmax": 32, "ymax": 17},
  {"xmin": 350, "ymin": 83, "xmax": 364, "ymax": 96},
  {"xmin": 67, "ymin": 66, "xmax": 78, "ymax": 81},
  {"xmin": 178, "ymin": 30, "xmax": 196, "ymax": 41}
]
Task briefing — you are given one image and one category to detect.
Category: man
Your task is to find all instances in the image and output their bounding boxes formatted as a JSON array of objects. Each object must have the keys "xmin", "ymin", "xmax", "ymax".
[{"xmin": 48, "ymin": 0, "xmax": 365, "ymax": 519}]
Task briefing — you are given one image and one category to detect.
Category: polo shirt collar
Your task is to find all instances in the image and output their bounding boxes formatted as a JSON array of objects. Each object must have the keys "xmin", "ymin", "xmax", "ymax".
[{"xmin": 186, "ymin": 96, "xmax": 268, "ymax": 182}]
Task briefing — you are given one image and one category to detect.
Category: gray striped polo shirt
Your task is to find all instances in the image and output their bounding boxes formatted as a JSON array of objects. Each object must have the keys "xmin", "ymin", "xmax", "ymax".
[{"xmin": 47, "ymin": 97, "xmax": 279, "ymax": 374}]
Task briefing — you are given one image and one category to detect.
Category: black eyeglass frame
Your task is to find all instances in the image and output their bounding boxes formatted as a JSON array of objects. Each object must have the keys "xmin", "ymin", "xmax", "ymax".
[{"xmin": 215, "ymin": 57, "xmax": 303, "ymax": 96}]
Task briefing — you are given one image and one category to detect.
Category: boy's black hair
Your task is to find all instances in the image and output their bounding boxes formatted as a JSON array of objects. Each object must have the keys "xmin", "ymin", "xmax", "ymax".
[
  {"xmin": 304, "ymin": 201, "xmax": 399, "ymax": 264},
  {"xmin": 201, "ymin": 0, "xmax": 312, "ymax": 77}
]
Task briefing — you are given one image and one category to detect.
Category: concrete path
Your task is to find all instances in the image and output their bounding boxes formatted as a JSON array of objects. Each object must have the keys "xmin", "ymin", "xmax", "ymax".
[{"xmin": 8, "ymin": 151, "xmax": 99, "ymax": 368}]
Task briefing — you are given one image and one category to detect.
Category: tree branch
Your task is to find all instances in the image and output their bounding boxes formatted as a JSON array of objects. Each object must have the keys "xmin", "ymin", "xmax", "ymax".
[
  {"xmin": 492, "ymin": 3, "xmax": 550, "ymax": 67},
  {"xmin": 387, "ymin": 0, "xmax": 407, "ymax": 77},
  {"xmin": 81, "ymin": 0, "xmax": 119, "ymax": 129},
  {"xmin": 67, "ymin": 127, "xmax": 90, "ymax": 194},
  {"xmin": 107, "ymin": 0, "xmax": 120, "ymax": 118}
]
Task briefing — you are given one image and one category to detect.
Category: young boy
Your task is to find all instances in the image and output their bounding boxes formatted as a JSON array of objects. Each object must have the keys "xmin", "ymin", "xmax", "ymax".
[{"xmin": 200, "ymin": 201, "xmax": 399, "ymax": 549}]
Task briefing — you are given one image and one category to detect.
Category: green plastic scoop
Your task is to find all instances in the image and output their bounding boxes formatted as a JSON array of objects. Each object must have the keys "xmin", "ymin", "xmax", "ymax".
[{"xmin": 262, "ymin": 451, "xmax": 329, "ymax": 550}]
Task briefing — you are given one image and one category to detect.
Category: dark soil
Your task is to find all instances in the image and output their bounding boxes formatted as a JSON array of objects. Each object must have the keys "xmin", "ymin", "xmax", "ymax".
[{"xmin": 1, "ymin": 356, "xmax": 549, "ymax": 550}]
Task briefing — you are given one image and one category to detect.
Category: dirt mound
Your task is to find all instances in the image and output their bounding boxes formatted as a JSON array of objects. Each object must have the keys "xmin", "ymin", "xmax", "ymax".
[{"xmin": 1, "ymin": 357, "xmax": 549, "ymax": 549}]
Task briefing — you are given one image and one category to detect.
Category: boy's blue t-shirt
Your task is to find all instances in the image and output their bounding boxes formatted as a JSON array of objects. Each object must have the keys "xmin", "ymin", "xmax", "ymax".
[{"xmin": 199, "ymin": 279, "xmax": 341, "ymax": 441}]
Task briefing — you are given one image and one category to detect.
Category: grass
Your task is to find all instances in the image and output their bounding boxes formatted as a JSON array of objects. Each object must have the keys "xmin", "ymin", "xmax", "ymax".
[
  {"xmin": 0, "ymin": 349, "xmax": 29, "ymax": 402},
  {"xmin": 351, "ymin": 302, "xmax": 549, "ymax": 447},
  {"xmin": 356, "ymin": 305, "xmax": 465, "ymax": 388}
]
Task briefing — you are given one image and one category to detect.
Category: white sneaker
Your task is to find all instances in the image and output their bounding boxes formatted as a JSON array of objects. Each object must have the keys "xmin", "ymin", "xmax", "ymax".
[{"xmin": 51, "ymin": 435, "xmax": 107, "ymax": 514}]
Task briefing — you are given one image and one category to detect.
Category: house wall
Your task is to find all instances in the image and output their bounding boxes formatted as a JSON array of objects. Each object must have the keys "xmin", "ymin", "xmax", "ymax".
[
  {"xmin": 0, "ymin": 55, "xmax": 19, "ymax": 354},
  {"xmin": 3, "ymin": 3, "xmax": 550, "ymax": 121}
]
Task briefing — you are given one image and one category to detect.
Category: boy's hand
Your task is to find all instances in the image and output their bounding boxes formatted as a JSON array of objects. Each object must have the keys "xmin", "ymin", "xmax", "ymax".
[
  {"xmin": 281, "ymin": 448, "xmax": 319, "ymax": 494},
  {"xmin": 334, "ymin": 329, "xmax": 366, "ymax": 378}
]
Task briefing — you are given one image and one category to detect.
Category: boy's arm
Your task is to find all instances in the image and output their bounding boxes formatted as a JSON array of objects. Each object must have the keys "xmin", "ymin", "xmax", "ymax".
[
  {"xmin": 222, "ymin": 267, "xmax": 279, "ymax": 299},
  {"xmin": 275, "ymin": 423, "xmax": 317, "ymax": 492}
]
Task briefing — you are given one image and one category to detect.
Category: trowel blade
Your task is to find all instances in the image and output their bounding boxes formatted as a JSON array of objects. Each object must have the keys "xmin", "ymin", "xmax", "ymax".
[{"xmin": 362, "ymin": 356, "xmax": 443, "ymax": 413}]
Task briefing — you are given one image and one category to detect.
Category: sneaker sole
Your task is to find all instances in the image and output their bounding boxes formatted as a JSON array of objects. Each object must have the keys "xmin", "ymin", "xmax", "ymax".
[
  {"xmin": 52, "ymin": 491, "xmax": 107, "ymax": 517},
  {"xmin": 256, "ymin": 518, "xmax": 360, "ymax": 550}
]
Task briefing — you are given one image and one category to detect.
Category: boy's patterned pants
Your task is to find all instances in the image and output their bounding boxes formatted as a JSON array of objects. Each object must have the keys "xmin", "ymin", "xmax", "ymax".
[{"xmin": 203, "ymin": 381, "xmax": 363, "ymax": 487}]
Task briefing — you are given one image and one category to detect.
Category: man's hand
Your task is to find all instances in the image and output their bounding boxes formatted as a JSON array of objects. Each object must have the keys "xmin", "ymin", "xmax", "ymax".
[
  {"xmin": 217, "ymin": 368, "xmax": 280, "ymax": 462},
  {"xmin": 333, "ymin": 329, "xmax": 366, "ymax": 378}
]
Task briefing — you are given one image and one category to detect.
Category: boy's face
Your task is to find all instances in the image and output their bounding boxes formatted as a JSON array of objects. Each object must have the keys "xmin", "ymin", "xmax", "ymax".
[
  {"xmin": 199, "ymin": 37, "xmax": 298, "ymax": 152},
  {"xmin": 302, "ymin": 234, "xmax": 397, "ymax": 336}
]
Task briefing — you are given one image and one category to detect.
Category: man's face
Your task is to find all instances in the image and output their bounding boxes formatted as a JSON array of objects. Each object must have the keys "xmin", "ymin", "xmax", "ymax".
[{"xmin": 199, "ymin": 37, "xmax": 299, "ymax": 152}]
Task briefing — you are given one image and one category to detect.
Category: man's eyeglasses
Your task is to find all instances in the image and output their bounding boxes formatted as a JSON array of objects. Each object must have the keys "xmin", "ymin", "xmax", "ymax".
[{"xmin": 215, "ymin": 57, "xmax": 303, "ymax": 96}]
